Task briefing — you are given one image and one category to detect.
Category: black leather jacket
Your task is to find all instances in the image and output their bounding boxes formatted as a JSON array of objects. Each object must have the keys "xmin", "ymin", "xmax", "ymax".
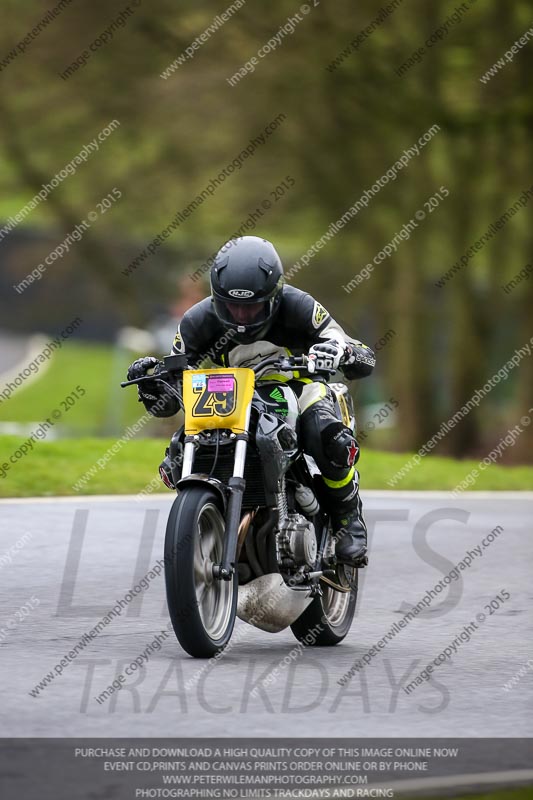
[{"xmin": 147, "ymin": 286, "xmax": 375, "ymax": 417}]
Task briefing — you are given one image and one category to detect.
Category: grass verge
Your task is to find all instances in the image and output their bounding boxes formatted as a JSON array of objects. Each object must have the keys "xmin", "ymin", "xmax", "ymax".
[
  {"xmin": 0, "ymin": 342, "xmax": 143, "ymax": 434},
  {"xmin": 1, "ymin": 437, "xmax": 532, "ymax": 497}
]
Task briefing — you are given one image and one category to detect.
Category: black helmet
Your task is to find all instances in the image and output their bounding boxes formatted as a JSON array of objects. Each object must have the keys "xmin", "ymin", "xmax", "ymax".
[{"xmin": 210, "ymin": 236, "xmax": 284, "ymax": 342}]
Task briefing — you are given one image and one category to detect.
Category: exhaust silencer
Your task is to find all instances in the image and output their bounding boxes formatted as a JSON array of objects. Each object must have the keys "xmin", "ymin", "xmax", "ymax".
[{"xmin": 237, "ymin": 573, "xmax": 313, "ymax": 633}]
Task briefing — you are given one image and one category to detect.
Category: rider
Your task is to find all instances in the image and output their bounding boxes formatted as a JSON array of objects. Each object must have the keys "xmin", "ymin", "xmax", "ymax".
[{"xmin": 127, "ymin": 236, "xmax": 376, "ymax": 566}]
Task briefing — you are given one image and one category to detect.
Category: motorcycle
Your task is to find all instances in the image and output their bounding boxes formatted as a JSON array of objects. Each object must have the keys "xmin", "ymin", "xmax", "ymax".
[{"xmin": 121, "ymin": 352, "xmax": 361, "ymax": 658}]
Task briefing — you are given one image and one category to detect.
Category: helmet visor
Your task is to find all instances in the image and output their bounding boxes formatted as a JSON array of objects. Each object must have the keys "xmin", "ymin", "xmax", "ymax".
[{"xmin": 213, "ymin": 297, "xmax": 270, "ymax": 328}]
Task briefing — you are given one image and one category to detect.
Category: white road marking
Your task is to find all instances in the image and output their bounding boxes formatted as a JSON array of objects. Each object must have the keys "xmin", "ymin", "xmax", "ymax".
[
  {"xmin": 1, "ymin": 490, "xmax": 532, "ymax": 505},
  {"xmin": 361, "ymin": 768, "xmax": 533, "ymax": 795},
  {"xmin": 0, "ymin": 334, "xmax": 51, "ymax": 393}
]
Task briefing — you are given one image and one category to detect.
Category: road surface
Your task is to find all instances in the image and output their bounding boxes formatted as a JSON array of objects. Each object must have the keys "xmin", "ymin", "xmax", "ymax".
[
  {"xmin": 0, "ymin": 331, "xmax": 32, "ymax": 377},
  {"xmin": 0, "ymin": 491, "xmax": 532, "ymax": 738}
]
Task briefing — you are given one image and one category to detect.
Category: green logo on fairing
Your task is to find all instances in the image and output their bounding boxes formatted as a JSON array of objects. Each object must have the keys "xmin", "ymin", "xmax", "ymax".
[{"xmin": 269, "ymin": 386, "xmax": 288, "ymax": 415}]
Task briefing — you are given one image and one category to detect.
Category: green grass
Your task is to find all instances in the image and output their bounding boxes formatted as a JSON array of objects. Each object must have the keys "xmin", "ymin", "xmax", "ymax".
[
  {"xmin": 361, "ymin": 450, "xmax": 533, "ymax": 491},
  {"xmin": 1, "ymin": 437, "xmax": 532, "ymax": 497},
  {"xmin": 0, "ymin": 341, "xmax": 143, "ymax": 435},
  {"xmin": 0, "ymin": 436, "xmax": 167, "ymax": 497}
]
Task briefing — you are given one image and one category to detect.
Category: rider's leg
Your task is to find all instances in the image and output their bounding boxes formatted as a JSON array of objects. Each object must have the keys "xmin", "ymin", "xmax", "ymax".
[{"xmin": 297, "ymin": 382, "xmax": 367, "ymax": 566}]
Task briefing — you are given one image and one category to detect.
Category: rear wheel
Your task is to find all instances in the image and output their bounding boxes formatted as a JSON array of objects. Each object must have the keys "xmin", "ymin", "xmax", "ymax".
[
  {"xmin": 290, "ymin": 528, "xmax": 358, "ymax": 646},
  {"xmin": 165, "ymin": 487, "xmax": 237, "ymax": 658}
]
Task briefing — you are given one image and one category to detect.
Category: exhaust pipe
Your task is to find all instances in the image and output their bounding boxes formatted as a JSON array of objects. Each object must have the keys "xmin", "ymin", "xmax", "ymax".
[{"xmin": 237, "ymin": 573, "xmax": 313, "ymax": 633}]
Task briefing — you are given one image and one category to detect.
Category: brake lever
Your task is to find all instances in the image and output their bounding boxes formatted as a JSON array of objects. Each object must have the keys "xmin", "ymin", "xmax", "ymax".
[
  {"xmin": 307, "ymin": 354, "xmax": 337, "ymax": 376},
  {"xmin": 120, "ymin": 371, "xmax": 170, "ymax": 388}
]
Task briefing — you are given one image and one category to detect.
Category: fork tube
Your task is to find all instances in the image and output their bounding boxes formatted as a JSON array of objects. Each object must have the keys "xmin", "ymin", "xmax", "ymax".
[
  {"xmin": 233, "ymin": 439, "xmax": 247, "ymax": 478},
  {"xmin": 232, "ymin": 404, "xmax": 251, "ymax": 478},
  {"xmin": 213, "ymin": 405, "xmax": 251, "ymax": 580},
  {"xmin": 181, "ymin": 439, "xmax": 196, "ymax": 478}
]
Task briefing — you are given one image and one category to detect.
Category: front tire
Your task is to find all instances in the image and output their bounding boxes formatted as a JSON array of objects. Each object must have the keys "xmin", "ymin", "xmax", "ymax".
[{"xmin": 164, "ymin": 487, "xmax": 237, "ymax": 658}]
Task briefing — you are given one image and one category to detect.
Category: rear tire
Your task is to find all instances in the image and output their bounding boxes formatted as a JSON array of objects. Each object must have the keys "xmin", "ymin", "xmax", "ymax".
[
  {"xmin": 291, "ymin": 525, "xmax": 359, "ymax": 646},
  {"xmin": 164, "ymin": 487, "xmax": 237, "ymax": 658}
]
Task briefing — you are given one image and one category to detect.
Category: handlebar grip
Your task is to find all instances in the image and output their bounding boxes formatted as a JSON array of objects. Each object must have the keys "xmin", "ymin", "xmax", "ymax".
[{"xmin": 286, "ymin": 355, "xmax": 308, "ymax": 367}]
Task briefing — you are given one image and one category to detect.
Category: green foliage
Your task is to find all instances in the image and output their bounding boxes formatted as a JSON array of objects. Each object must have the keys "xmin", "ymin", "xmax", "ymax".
[{"xmin": 1, "ymin": 0, "xmax": 532, "ymax": 461}]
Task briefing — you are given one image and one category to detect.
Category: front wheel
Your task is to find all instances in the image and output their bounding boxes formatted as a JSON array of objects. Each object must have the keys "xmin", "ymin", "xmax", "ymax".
[{"xmin": 164, "ymin": 487, "xmax": 237, "ymax": 658}]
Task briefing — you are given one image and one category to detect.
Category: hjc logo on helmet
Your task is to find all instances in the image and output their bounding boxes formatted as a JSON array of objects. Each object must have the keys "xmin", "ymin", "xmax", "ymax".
[{"xmin": 228, "ymin": 289, "xmax": 255, "ymax": 298}]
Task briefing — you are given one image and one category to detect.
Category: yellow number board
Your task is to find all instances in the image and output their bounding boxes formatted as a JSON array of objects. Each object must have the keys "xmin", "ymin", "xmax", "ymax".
[{"xmin": 182, "ymin": 368, "xmax": 255, "ymax": 435}]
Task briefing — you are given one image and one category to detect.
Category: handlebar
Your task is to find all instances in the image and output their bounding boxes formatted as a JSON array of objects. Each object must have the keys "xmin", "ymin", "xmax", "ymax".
[
  {"xmin": 279, "ymin": 354, "xmax": 336, "ymax": 376},
  {"xmin": 256, "ymin": 354, "xmax": 335, "ymax": 376},
  {"xmin": 120, "ymin": 372, "xmax": 170, "ymax": 388},
  {"xmin": 120, "ymin": 353, "xmax": 335, "ymax": 390}
]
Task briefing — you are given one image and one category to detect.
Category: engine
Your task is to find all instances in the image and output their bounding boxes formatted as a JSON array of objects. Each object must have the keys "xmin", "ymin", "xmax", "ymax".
[{"xmin": 277, "ymin": 513, "xmax": 318, "ymax": 569}]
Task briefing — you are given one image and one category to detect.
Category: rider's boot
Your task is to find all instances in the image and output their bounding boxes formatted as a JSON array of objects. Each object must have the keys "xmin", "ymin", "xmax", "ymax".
[
  {"xmin": 323, "ymin": 470, "xmax": 368, "ymax": 567},
  {"xmin": 332, "ymin": 505, "xmax": 368, "ymax": 567}
]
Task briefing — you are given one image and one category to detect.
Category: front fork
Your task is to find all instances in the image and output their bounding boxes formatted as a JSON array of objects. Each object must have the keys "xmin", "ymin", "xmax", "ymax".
[
  {"xmin": 212, "ymin": 437, "xmax": 247, "ymax": 581},
  {"xmin": 180, "ymin": 411, "xmax": 251, "ymax": 583}
]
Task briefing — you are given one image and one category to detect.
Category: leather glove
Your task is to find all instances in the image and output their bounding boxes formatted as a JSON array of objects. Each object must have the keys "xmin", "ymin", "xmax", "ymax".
[
  {"xmin": 308, "ymin": 340, "xmax": 344, "ymax": 373},
  {"xmin": 127, "ymin": 356, "xmax": 163, "ymax": 401},
  {"xmin": 127, "ymin": 356, "xmax": 160, "ymax": 381},
  {"xmin": 343, "ymin": 342, "xmax": 376, "ymax": 369}
]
